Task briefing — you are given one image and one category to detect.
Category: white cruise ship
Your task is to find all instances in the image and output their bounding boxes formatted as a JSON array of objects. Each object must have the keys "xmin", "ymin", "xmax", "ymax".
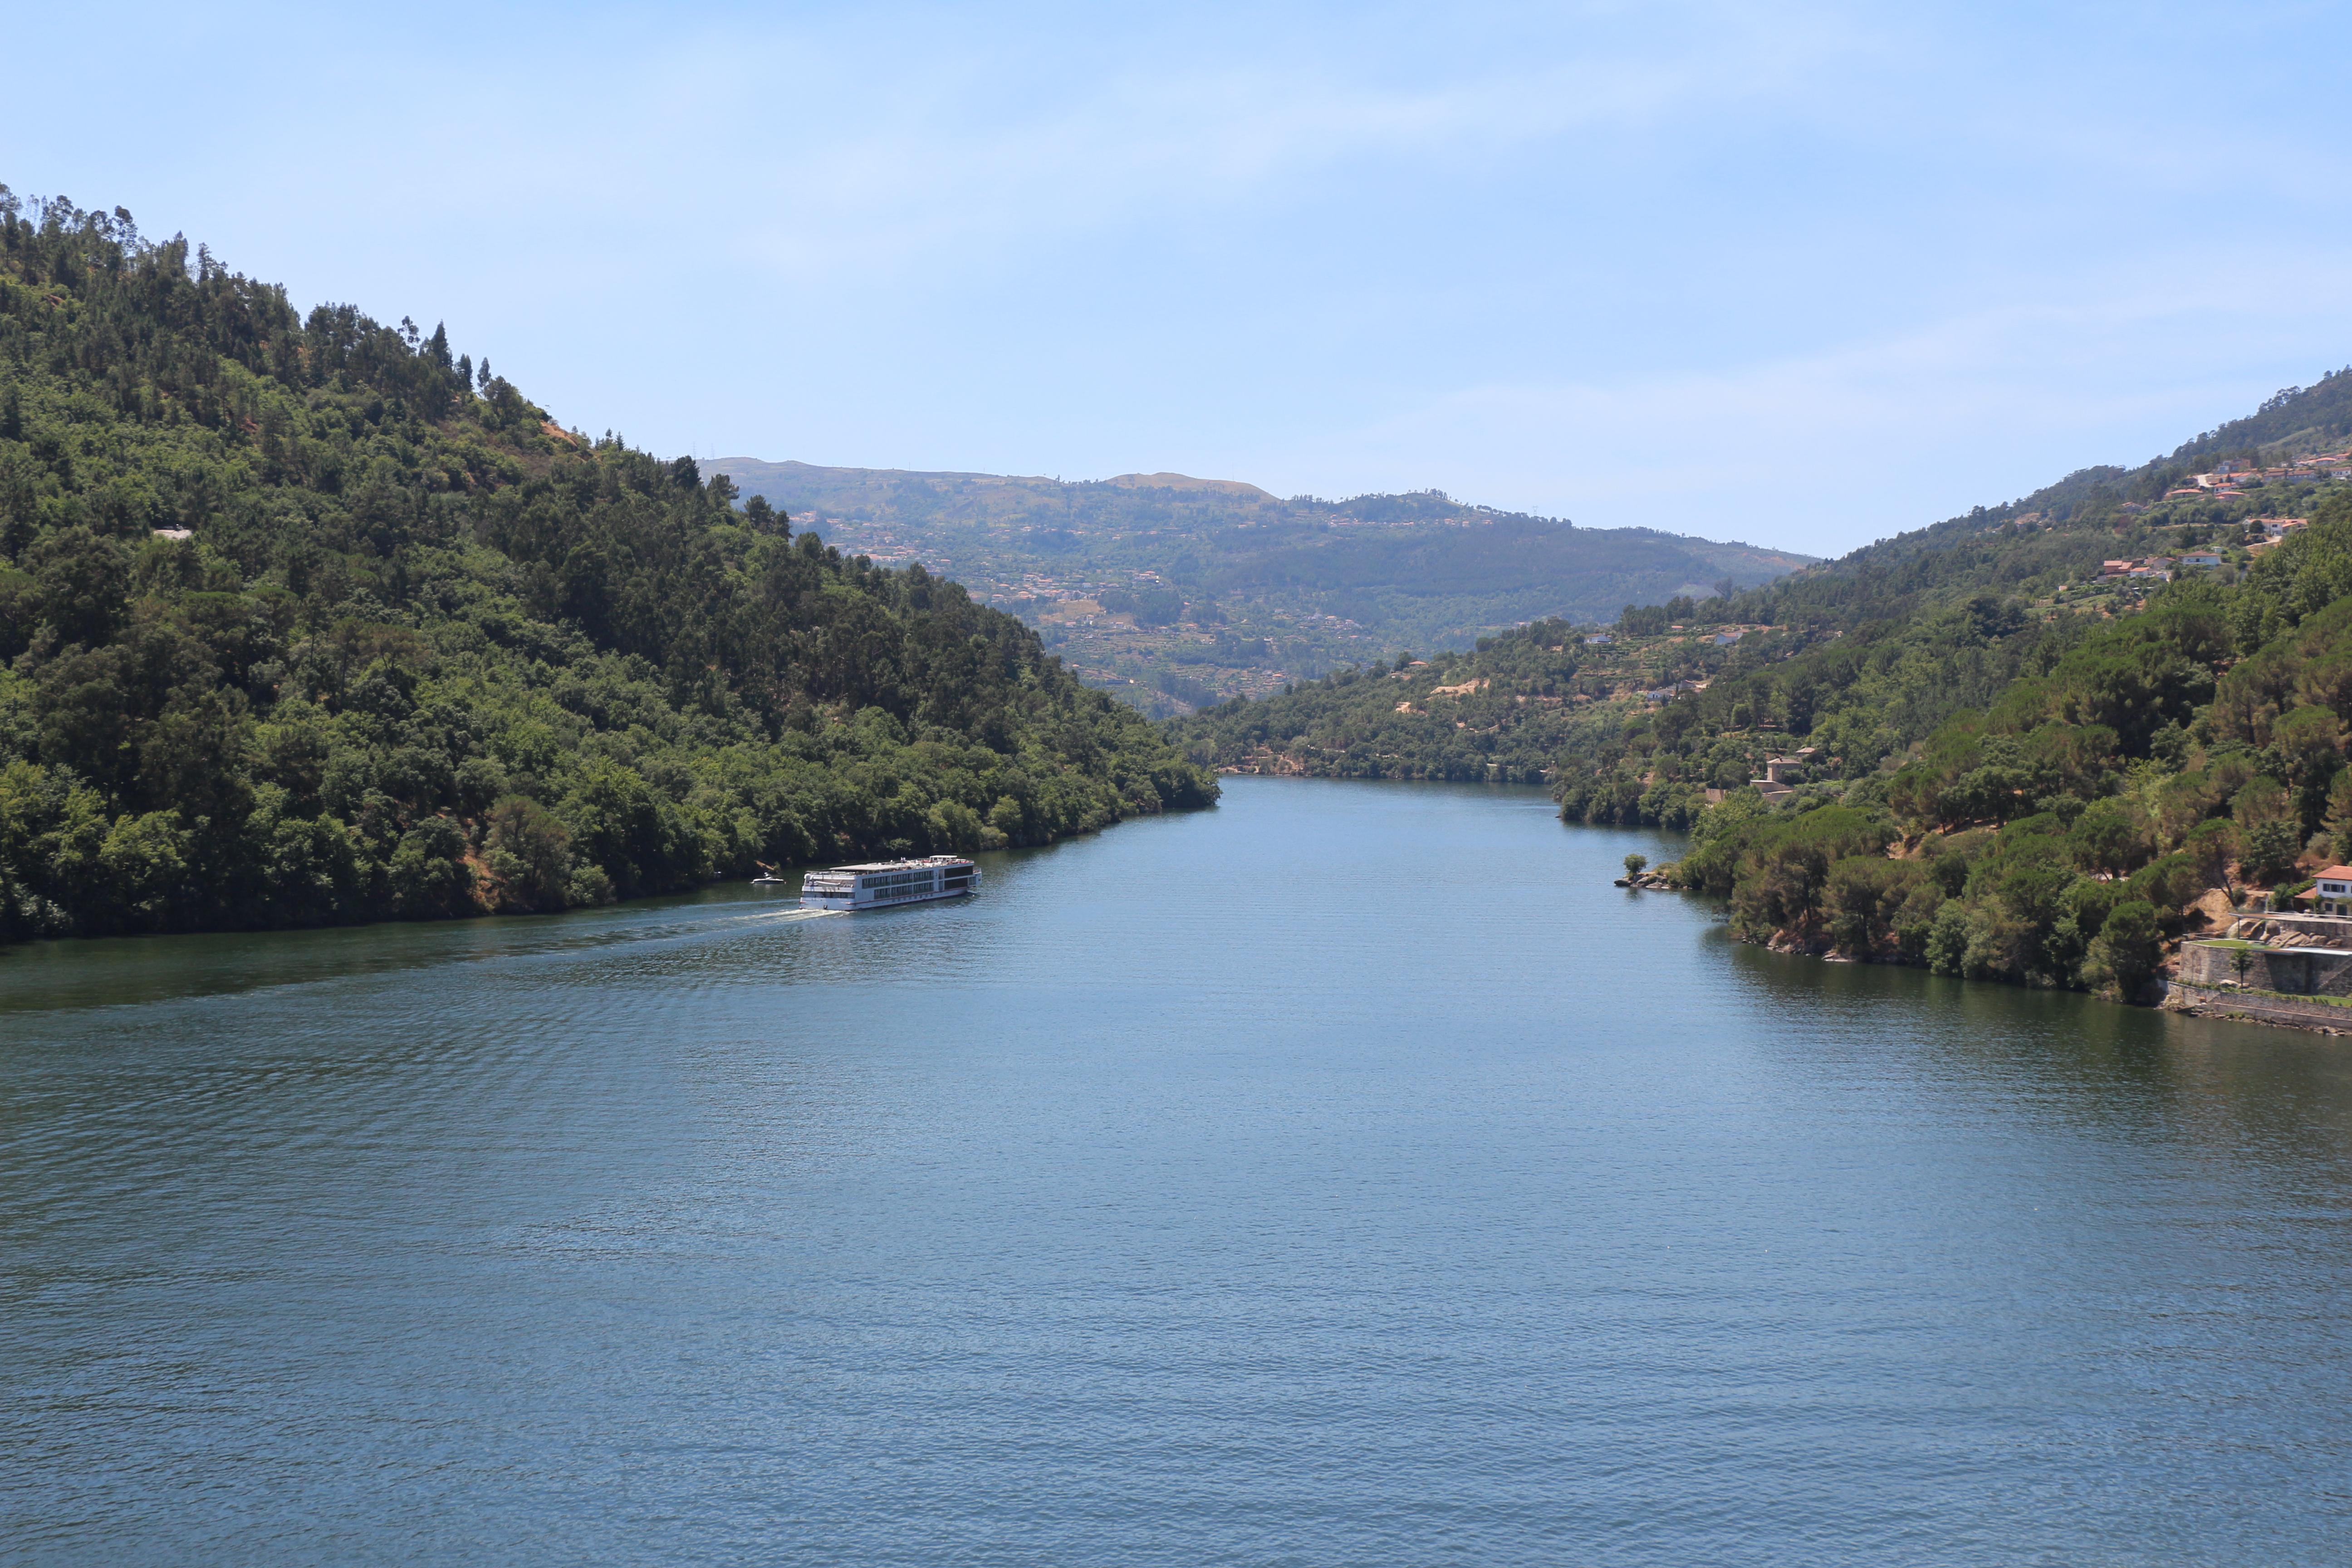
[{"xmin": 799, "ymin": 856, "xmax": 980, "ymax": 911}]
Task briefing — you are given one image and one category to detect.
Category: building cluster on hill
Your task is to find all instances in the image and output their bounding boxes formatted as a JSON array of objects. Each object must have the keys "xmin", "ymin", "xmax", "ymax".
[
  {"xmin": 2237, "ymin": 519, "xmax": 2313, "ymax": 560},
  {"xmin": 2067, "ymin": 523, "xmax": 2306, "ymax": 595},
  {"xmin": 2176, "ymin": 453, "xmax": 2352, "ymax": 499}
]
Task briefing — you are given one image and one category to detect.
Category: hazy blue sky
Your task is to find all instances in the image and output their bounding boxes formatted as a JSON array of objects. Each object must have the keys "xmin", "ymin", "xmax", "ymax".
[{"xmin": 8, "ymin": 1, "xmax": 2349, "ymax": 554}]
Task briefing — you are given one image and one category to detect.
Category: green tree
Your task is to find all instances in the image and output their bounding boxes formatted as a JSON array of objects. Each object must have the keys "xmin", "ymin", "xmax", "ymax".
[
  {"xmin": 387, "ymin": 817, "xmax": 477, "ymax": 920},
  {"xmin": 2241, "ymin": 819, "xmax": 2302, "ymax": 886},
  {"xmin": 560, "ymin": 760, "xmax": 696, "ymax": 901},
  {"xmin": 27, "ymin": 528, "xmax": 131, "ymax": 647},
  {"xmin": 2082, "ymin": 899, "xmax": 2161, "ymax": 997},
  {"xmin": 484, "ymin": 795, "xmax": 575, "ymax": 914},
  {"xmin": 98, "ymin": 810, "xmax": 189, "ymax": 929},
  {"xmin": 2069, "ymin": 798, "xmax": 2151, "ymax": 877},
  {"xmin": 2323, "ymin": 769, "xmax": 2352, "ymax": 863}
]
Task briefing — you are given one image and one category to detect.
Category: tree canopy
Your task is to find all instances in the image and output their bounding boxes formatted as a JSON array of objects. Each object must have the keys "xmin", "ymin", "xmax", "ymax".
[{"xmin": 0, "ymin": 191, "xmax": 1215, "ymax": 943}]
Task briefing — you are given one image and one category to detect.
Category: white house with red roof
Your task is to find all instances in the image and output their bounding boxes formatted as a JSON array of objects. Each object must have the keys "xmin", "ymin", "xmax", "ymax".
[{"xmin": 2299, "ymin": 866, "xmax": 2352, "ymax": 917}]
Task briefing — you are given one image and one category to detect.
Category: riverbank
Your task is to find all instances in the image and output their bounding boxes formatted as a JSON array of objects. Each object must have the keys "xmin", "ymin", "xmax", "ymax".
[
  {"xmin": 1617, "ymin": 859, "xmax": 2352, "ymax": 1039},
  {"xmin": 2162, "ymin": 980, "xmax": 2352, "ymax": 1035}
]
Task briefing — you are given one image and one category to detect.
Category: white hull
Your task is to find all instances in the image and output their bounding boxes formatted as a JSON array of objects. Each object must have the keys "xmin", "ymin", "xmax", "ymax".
[{"xmin": 800, "ymin": 887, "xmax": 974, "ymax": 912}]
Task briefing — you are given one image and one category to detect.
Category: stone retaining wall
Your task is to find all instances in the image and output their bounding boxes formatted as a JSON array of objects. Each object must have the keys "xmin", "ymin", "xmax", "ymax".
[
  {"xmin": 2177, "ymin": 941, "xmax": 2352, "ymax": 994},
  {"xmin": 2162, "ymin": 982, "xmax": 2352, "ymax": 1034}
]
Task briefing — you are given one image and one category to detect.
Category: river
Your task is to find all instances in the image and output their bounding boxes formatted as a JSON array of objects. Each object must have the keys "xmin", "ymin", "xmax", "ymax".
[{"xmin": 3, "ymin": 777, "xmax": 2349, "ymax": 1564}]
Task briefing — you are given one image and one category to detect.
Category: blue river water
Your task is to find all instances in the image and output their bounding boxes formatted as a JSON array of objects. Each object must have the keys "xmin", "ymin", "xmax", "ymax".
[{"xmin": 3, "ymin": 776, "xmax": 2349, "ymax": 1564}]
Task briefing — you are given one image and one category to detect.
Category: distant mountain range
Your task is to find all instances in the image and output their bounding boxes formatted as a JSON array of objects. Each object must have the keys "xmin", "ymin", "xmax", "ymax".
[{"xmin": 710, "ymin": 458, "xmax": 1816, "ymax": 713}]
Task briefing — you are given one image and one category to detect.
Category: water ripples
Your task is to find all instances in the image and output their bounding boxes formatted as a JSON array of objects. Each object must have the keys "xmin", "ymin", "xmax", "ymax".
[{"xmin": 4, "ymin": 779, "xmax": 2350, "ymax": 1564}]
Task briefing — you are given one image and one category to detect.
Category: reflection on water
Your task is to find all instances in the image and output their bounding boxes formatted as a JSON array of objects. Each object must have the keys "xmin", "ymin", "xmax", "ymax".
[
  {"xmin": 3, "ymin": 778, "xmax": 2348, "ymax": 1566},
  {"xmin": 1726, "ymin": 934, "xmax": 2352, "ymax": 1173}
]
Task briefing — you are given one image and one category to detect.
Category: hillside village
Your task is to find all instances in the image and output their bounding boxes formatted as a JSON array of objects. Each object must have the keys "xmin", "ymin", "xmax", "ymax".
[{"xmin": 2175, "ymin": 450, "xmax": 2352, "ymax": 496}]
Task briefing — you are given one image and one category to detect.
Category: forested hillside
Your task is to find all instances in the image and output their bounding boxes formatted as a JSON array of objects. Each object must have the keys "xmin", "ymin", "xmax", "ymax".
[
  {"xmin": 0, "ymin": 192, "xmax": 1214, "ymax": 944},
  {"xmin": 1171, "ymin": 617, "xmax": 1748, "ymax": 784},
  {"xmin": 1178, "ymin": 369, "xmax": 2352, "ymax": 1004},
  {"xmin": 1545, "ymin": 370, "xmax": 2352, "ymax": 831},
  {"xmin": 1663, "ymin": 485, "xmax": 2352, "ymax": 1000},
  {"xmin": 712, "ymin": 456, "xmax": 1813, "ymax": 710},
  {"xmin": 1161, "ymin": 634, "xmax": 1563, "ymax": 784}
]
